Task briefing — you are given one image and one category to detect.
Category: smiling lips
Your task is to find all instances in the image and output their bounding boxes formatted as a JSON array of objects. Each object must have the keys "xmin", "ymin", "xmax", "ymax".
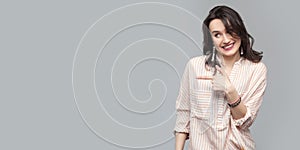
[{"xmin": 222, "ymin": 42, "xmax": 235, "ymax": 51}]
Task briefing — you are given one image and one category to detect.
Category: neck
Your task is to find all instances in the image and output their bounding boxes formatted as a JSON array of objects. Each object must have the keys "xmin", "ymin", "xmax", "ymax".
[{"xmin": 223, "ymin": 53, "xmax": 241, "ymax": 68}]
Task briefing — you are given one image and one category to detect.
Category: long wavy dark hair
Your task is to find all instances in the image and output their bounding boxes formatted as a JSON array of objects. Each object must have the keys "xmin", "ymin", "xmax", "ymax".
[{"xmin": 203, "ymin": 5, "xmax": 263, "ymax": 69}]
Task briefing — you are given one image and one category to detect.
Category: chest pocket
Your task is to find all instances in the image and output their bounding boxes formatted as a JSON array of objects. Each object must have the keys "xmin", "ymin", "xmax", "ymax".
[
  {"xmin": 190, "ymin": 89, "xmax": 212, "ymax": 120},
  {"xmin": 192, "ymin": 77, "xmax": 212, "ymax": 91}
]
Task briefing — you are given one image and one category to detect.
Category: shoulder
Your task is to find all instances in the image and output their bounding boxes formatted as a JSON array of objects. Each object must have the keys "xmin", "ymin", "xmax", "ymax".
[
  {"xmin": 243, "ymin": 59, "xmax": 267, "ymax": 74},
  {"xmin": 187, "ymin": 55, "xmax": 207, "ymax": 66}
]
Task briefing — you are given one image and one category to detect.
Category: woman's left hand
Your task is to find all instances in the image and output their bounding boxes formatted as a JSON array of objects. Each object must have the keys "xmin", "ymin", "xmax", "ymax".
[
  {"xmin": 212, "ymin": 65, "xmax": 230, "ymax": 91},
  {"xmin": 212, "ymin": 65, "xmax": 239, "ymax": 103}
]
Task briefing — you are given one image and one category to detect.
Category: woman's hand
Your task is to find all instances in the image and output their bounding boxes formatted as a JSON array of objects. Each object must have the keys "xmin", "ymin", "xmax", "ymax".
[
  {"xmin": 212, "ymin": 65, "xmax": 239, "ymax": 103},
  {"xmin": 211, "ymin": 65, "xmax": 230, "ymax": 91}
]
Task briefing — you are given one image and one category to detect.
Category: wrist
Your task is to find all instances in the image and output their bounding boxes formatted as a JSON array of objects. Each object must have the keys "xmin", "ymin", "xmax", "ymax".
[
  {"xmin": 225, "ymin": 85, "xmax": 237, "ymax": 98},
  {"xmin": 225, "ymin": 84, "xmax": 235, "ymax": 94},
  {"xmin": 225, "ymin": 85, "xmax": 240, "ymax": 103},
  {"xmin": 228, "ymin": 96, "xmax": 241, "ymax": 108}
]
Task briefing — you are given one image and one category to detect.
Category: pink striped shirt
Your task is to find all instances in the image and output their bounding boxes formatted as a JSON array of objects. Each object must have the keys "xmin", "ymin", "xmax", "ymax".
[{"xmin": 174, "ymin": 55, "xmax": 267, "ymax": 150}]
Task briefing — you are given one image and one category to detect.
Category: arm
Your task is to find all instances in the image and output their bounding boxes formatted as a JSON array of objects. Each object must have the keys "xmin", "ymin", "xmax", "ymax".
[
  {"xmin": 226, "ymin": 86, "xmax": 247, "ymax": 120},
  {"xmin": 174, "ymin": 61, "xmax": 191, "ymax": 149},
  {"xmin": 213, "ymin": 63, "xmax": 267, "ymax": 129},
  {"xmin": 175, "ymin": 132, "xmax": 188, "ymax": 150},
  {"xmin": 226, "ymin": 64, "xmax": 267, "ymax": 129}
]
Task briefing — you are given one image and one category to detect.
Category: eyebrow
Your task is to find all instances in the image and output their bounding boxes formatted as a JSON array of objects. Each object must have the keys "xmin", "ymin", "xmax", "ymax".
[{"xmin": 211, "ymin": 31, "xmax": 220, "ymax": 34}]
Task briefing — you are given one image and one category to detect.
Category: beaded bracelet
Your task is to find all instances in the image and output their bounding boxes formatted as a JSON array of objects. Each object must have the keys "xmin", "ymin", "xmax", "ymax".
[{"xmin": 228, "ymin": 96, "xmax": 241, "ymax": 108}]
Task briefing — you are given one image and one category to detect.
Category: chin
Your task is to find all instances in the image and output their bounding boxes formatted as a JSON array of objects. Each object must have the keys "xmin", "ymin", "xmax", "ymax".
[{"xmin": 219, "ymin": 49, "xmax": 239, "ymax": 57}]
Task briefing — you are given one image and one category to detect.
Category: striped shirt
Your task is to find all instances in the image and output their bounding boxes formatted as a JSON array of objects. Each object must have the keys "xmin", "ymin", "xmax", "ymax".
[{"xmin": 174, "ymin": 55, "xmax": 267, "ymax": 150}]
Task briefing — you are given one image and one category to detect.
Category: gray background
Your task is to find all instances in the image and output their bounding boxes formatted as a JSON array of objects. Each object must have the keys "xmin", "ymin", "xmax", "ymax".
[{"xmin": 1, "ymin": 0, "xmax": 299, "ymax": 149}]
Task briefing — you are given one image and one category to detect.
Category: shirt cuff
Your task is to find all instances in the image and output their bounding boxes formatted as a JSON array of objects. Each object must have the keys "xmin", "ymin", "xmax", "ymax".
[
  {"xmin": 173, "ymin": 130, "xmax": 189, "ymax": 139},
  {"xmin": 232, "ymin": 107, "xmax": 251, "ymax": 127}
]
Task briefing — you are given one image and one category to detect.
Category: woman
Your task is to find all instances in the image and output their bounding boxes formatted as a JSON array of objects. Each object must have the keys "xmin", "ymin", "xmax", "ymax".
[{"xmin": 174, "ymin": 5, "xmax": 267, "ymax": 150}]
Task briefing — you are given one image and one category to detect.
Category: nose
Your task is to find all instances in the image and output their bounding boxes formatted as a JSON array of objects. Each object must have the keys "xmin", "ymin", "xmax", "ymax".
[{"xmin": 223, "ymin": 34, "xmax": 231, "ymax": 44}]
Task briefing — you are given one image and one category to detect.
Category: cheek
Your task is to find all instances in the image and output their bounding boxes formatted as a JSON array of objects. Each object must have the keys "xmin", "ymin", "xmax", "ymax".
[
  {"xmin": 235, "ymin": 39, "xmax": 241, "ymax": 47},
  {"xmin": 212, "ymin": 37, "xmax": 222, "ymax": 45}
]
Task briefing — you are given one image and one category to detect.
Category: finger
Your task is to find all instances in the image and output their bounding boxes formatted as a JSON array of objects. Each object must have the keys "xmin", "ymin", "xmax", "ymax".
[
  {"xmin": 215, "ymin": 65, "xmax": 225, "ymax": 75},
  {"xmin": 212, "ymin": 82, "xmax": 226, "ymax": 91},
  {"xmin": 212, "ymin": 85, "xmax": 225, "ymax": 91}
]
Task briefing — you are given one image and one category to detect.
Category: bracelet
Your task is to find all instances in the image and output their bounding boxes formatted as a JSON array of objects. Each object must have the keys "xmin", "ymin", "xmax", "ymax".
[{"xmin": 228, "ymin": 96, "xmax": 241, "ymax": 108}]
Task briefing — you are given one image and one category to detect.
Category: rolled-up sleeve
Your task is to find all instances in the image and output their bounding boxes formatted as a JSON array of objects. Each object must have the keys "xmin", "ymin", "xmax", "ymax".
[
  {"xmin": 232, "ymin": 63, "xmax": 267, "ymax": 129},
  {"xmin": 174, "ymin": 61, "xmax": 191, "ymax": 135}
]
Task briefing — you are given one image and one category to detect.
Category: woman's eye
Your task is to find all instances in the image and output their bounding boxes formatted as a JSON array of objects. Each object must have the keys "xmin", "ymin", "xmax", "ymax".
[{"xmin": 214, "ymin": 33, "xmax": 220, "ymax": 38}]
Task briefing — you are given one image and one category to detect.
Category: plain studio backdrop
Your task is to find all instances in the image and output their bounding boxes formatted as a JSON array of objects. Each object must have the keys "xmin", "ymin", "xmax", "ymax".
[{"xmin": 1, "ymin": 0, "xmax": 299, "ymax": 150}]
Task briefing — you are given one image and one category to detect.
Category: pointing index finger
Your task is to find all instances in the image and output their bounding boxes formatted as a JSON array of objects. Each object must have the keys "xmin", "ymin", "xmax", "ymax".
[{"xmin": 215, "ymin": 65, "xmax": 224, "ymax": 75}]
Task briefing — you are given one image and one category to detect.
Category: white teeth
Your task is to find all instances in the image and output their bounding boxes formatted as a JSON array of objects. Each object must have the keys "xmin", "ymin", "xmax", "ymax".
[{"xmin": 224, "ymin": 43, "xmax": 233, "ymax": 49}]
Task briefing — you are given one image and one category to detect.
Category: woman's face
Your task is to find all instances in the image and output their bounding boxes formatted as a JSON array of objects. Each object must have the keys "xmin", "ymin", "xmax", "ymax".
[{"xmin": 209, "ymin": 19, "xmax": 241, "ymax": 58}]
